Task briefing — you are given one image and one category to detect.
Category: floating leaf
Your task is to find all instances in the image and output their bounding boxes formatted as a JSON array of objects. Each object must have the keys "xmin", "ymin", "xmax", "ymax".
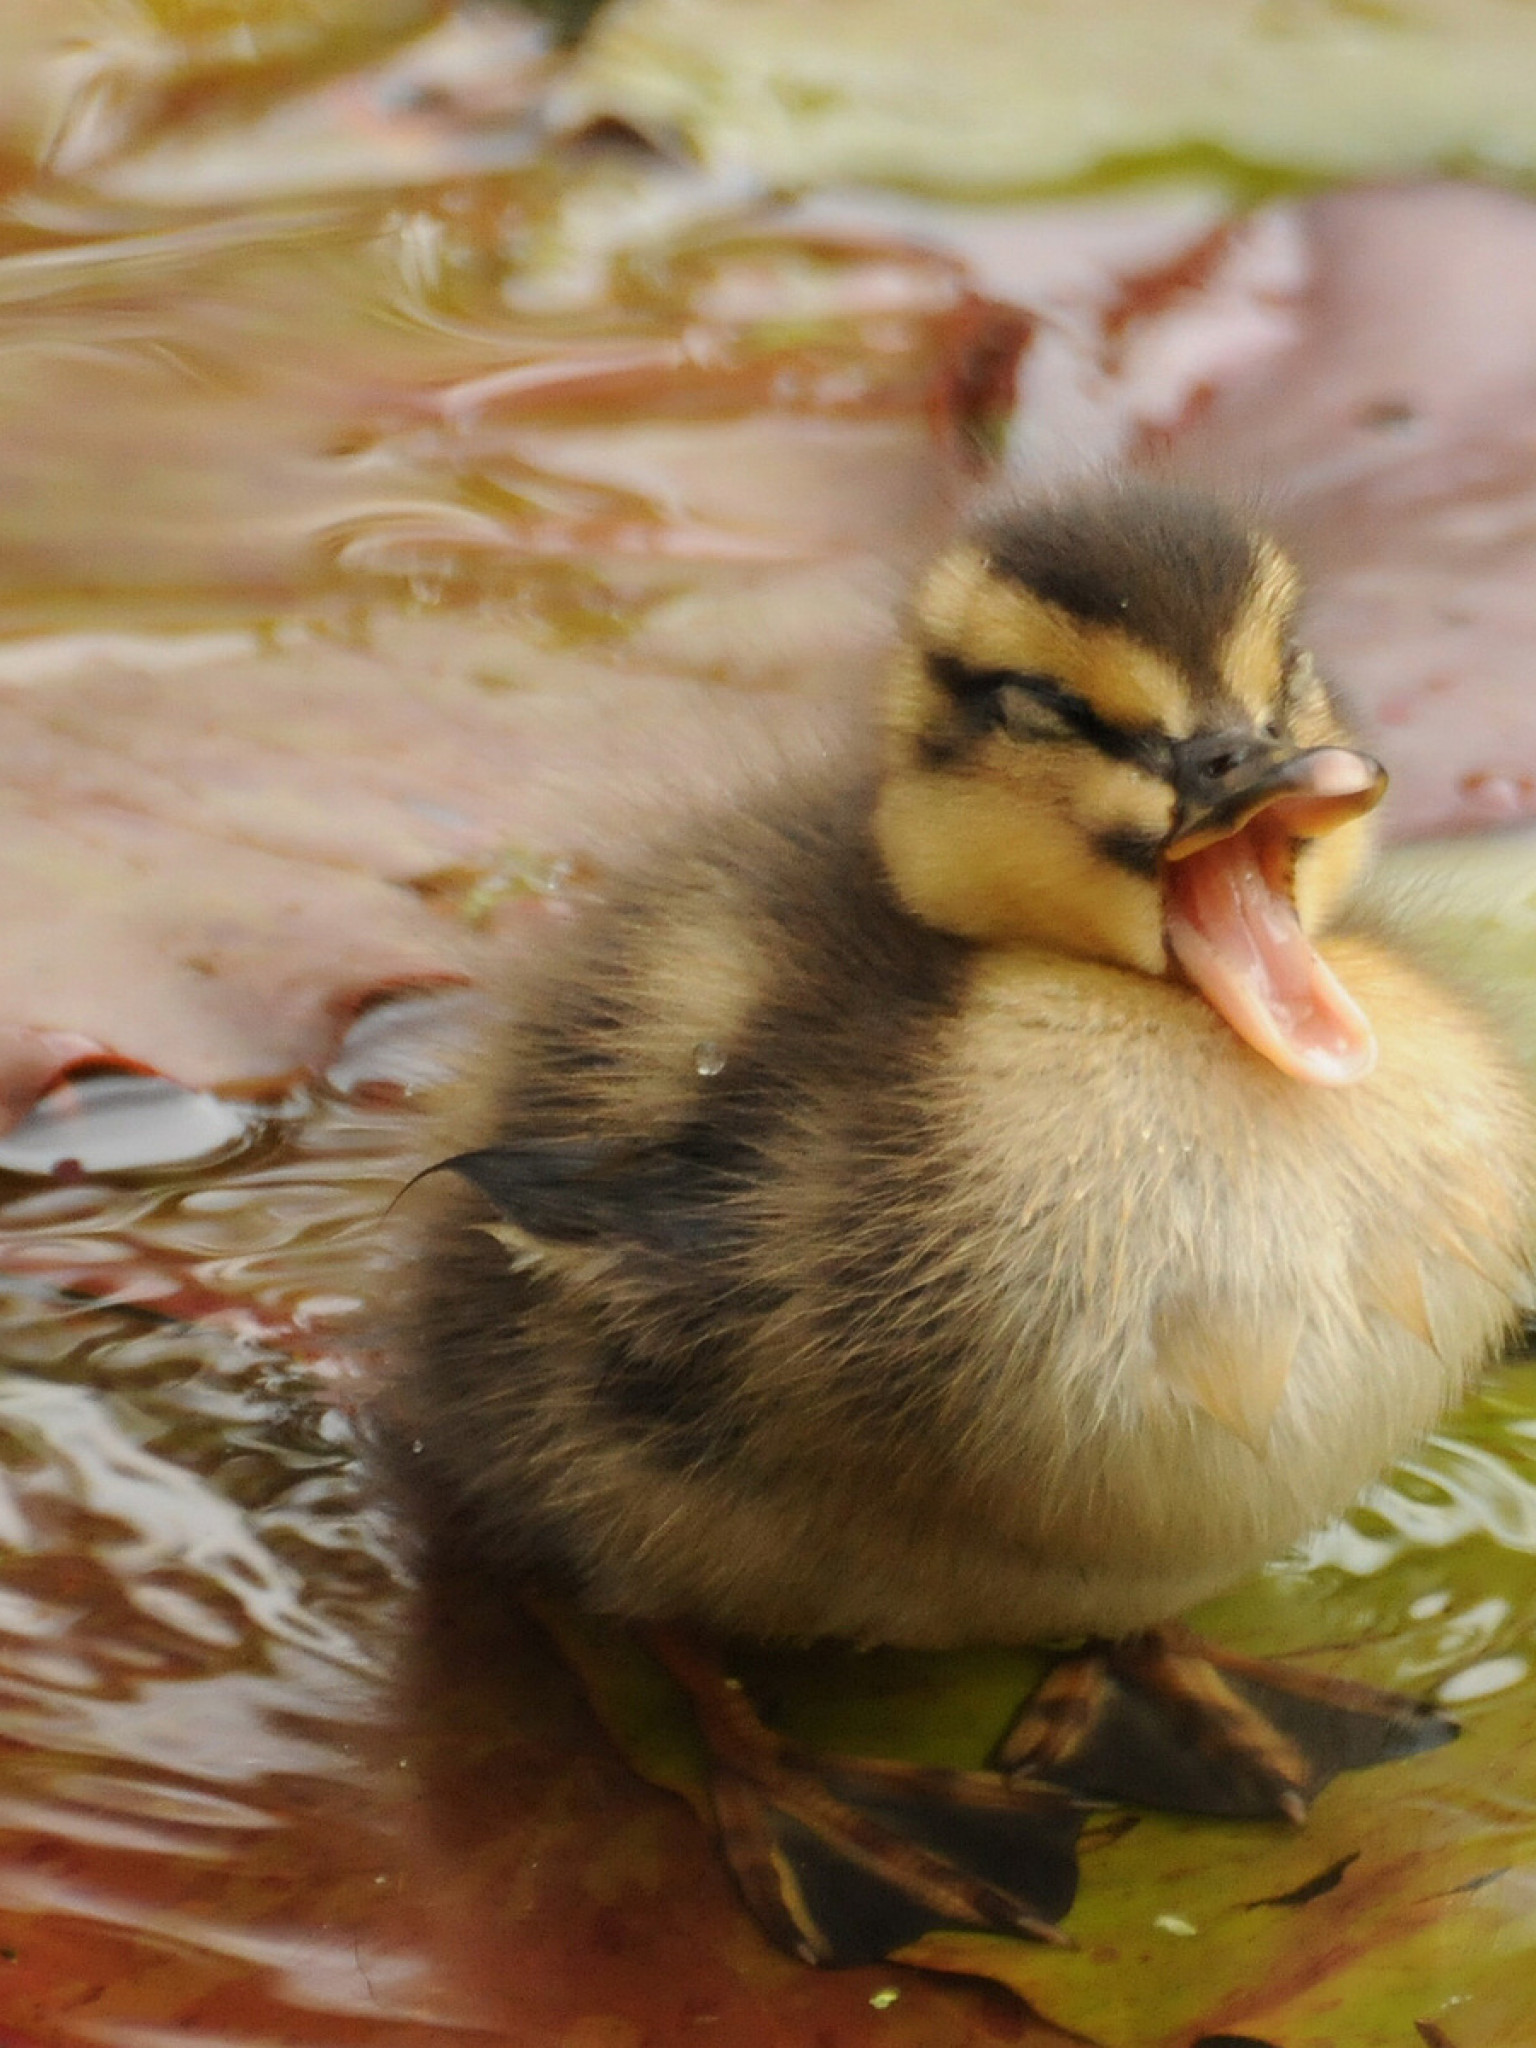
[
  {"xmin": 541, "ymin": 1365, "xmax": 1536, "ymax": 2044},
  {"xmin": 568, "ymin": 0, "xmax": 1536, "ymax": 194}
]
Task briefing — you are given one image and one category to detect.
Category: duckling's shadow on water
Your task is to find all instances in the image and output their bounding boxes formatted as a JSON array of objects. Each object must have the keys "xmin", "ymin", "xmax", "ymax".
[
  {"xmin": 389, "ymin": 1547, "xmax": 736, "ymax": 2016},
  {"xmin": 388, "ymin": 1540, "xmax": 1070, "ymax": 2042}
]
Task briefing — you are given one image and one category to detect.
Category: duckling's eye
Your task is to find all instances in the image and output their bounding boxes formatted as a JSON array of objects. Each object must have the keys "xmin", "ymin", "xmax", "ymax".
[
  {"xmin": 993, "ymin": 680, "xmax": 1088, "ymax": 744},
  {"xmin": 926, "ymin": 652, "xmax": 1168, "ymax": 771},
  {"xmin": 927, "ymin": 653, "xmax": 1071, "ymax": 734}
]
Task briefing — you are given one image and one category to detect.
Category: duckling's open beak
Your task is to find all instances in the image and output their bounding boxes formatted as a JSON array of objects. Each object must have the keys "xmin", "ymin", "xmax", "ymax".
[{"xmin": 1162, "ymin": 744, "xmax": 1386, "ymax": 1087}]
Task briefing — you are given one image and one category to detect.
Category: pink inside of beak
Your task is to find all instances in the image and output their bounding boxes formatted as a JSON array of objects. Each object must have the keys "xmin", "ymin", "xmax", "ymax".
[{"xmin": 1163, "ymin": 756, "xmax": 1379, "ymax": 1088}]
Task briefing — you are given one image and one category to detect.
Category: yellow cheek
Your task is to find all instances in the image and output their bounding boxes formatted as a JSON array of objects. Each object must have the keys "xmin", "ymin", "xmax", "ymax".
[
  {"xmin": 874, "ymin": 765, "xmax": 1170, "ymax": 975},
  {"xmin": 1073, "ymin": 757, "xmax": 1177, "ymax": 843}
]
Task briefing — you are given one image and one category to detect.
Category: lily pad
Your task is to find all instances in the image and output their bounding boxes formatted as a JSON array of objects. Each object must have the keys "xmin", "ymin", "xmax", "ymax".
[
  {"xmin": 1367, "ymin": 829, "xmax": 1536, "ymax": 1086},
  {"xmin": 545, "ymin": 1364, "xmax": 1536, "ymax": 2044},
  {"xmin": 566, "ymin": 0, "xmax": 1536, "ymax": 195}
]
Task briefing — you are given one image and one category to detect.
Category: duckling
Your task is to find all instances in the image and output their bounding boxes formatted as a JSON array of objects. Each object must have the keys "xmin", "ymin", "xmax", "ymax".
[{"xmin": 389, "ymin": 479, "xmax": 1536, "ymax": 1965}]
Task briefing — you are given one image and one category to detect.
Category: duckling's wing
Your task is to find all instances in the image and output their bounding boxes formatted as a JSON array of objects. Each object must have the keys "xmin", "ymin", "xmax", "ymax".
[{"xmin": 433, "ymin": 1131, "xmax": 744, "ymax": 1255}]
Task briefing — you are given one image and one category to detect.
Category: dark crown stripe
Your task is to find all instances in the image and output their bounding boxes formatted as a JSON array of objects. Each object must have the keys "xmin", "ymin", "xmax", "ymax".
[{"xmin": 977, "ymin": 485, "xmax": 1259, "ymax": 696}]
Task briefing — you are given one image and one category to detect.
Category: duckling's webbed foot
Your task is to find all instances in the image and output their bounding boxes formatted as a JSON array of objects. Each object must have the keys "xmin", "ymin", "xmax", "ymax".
[
  {"xmin": 643, "ymin": 1627, "xmax": 1082, "ymax": 1966},
  {"xmin": 995, "ymin": 1622, "xmax": 1457, "ymax": 1821}
]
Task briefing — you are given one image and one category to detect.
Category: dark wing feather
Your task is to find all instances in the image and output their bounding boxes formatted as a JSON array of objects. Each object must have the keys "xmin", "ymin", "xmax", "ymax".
[{"xmin": 431, "ymin": 1126, "xmax": 752, "ymax": 1255}]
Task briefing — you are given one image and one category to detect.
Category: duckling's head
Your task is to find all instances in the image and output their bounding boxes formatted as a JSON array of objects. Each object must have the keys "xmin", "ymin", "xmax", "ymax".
[{"xmin": 873, "ymin": 482, "xmax": 1386, "ymax": 1085}]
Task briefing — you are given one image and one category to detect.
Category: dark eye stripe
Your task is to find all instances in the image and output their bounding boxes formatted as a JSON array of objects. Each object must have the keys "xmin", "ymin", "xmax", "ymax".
[
  {"xmin": 926, "ymin": 652, "xmax": 1170, "ymax": 773},
  {"xmin": 1093, "ymin": 827, "xmax": 1162, "ymax": 878}
]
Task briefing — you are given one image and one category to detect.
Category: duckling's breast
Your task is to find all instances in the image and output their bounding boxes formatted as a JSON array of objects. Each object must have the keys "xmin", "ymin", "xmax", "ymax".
[{"xmin": 908, "ymin": 931, "xmax": 1536, "ymax": 1637}]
